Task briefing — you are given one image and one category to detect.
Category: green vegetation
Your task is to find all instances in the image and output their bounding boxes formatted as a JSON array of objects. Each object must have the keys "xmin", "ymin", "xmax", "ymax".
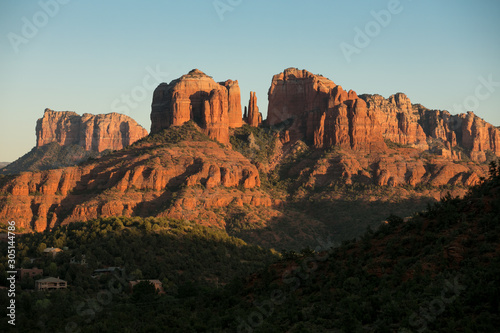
[
  {"xmin": 2, "ymin": 216, "xmax": 278, "ymax": 287},
  {"xmin": 135, "ymin": 121, "xmax": 212, "ymax": 146},
  {"xmin": 0, "ymin": 216, "xmax": 279, "ymax": 332},
  {"xmin": 230, "ymin": 124, "xmax": 278, "ymax": 164},
  {"xmin": 225, "ymin": 160, "xmax": 500, "ymax": 332},
  {"xmin": 384, "ymin": 138, "xmax": 412, "ymax": 149}
]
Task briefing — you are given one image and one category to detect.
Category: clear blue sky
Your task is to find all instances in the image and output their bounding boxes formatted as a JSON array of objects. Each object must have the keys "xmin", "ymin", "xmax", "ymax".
[{"xmin": 1, "ymin": 0, "xmax": 499, "ymax": 161}]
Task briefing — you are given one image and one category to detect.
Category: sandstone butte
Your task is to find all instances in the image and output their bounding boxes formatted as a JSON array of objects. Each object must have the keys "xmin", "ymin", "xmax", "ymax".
[
  {"xmin": 267, "ymin": 68, "xmax": 386, "ymax": 152},
  {"xmin": 267, "ymin": 68, "xmax": 500, "ymax": 163},
  {"xmin": 150, "ymin": 69, "xmax": 244, "ymax": 144},
  {"xmin": 36, "ymin": 109, "xmax": 148, "ymax": 152},
  {"xmin": 2, "ymin": 68, "xmax": 500, "ymax": 233}
]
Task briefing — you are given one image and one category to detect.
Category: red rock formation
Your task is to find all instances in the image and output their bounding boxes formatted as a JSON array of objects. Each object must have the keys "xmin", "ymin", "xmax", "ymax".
[
  {"xmin": 267, "ymin": 68, "xmax": 336, "ymax": 125},
  {"xmin": 0, "ymin": 138, "xmax": 264, "ymax": 232},
  {"xmin": 244, "ymin": 92, "xmax": 262, "ymax": 127},
  {"xmin": 362, "ymin": 94, "xmax": 500, "ymax": 162},
  {"xmin": 150, "ymin": 69, "xmax": 243, "ymax": 144},
  {"xmin": 268, "ymin": 68, "xmax": 386, "ymax": 151},
  {"xmin": 36, "ymin": 109, "xmax": 148, "ymax": 152},
  {"xmin": 36, "ymin": 110, "xmax": 81, "ymax": 147},
  {"xmin": 268, "ymin": 68, "xmax": 500, "ymax": 161},
  {"xmin": 361, "ymin": 93, "xmax": 428, "ymax": 148},
  {"xmin": 417, "ymin": 109, "xmax": 500, "ymax": 162},
  {"xmin": 266, "ymin": 68, "xmax": 500, "ymax": 162},
  {"xmin": 415, "ymin": 107, "xmax": 460, "ymax": 151},
  {"xmin": 459, "ymin": 112, "xmax": 500, "ymax": 162},
  {"xmin": 202, "ymin": 89, "xmax": 230, "ymax": 144},
  {"xmin": 223, "ymin": 79, "xmax": 244, "ymax": 128},
  {"xmin": 292, "ymin": 148, "xmax": 487, "ymax": 191}
]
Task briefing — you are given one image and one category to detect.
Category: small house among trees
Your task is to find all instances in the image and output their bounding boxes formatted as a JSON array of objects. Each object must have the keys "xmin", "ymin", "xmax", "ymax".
[
  {"xmin": 43, "ymin": 247, "xmax": 63, "ymax": 258},
  {"xmin": 35, "ymin": 277, "xmax": 67, "ymax": 291},
  {"xmin": 16, "ymin": 267, "xmax": 43, "ymax": 280},
  {"xmin": 92, "ymin": 267, "xmax": 123, "ymax": 278}
]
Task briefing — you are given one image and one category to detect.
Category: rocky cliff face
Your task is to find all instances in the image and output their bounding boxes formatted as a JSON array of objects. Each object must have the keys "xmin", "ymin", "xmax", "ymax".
[
  {"xmin": 267, "ymin": 68, "xmax": 386, "ymax": 151},
  {"xmin": 268, "ymin": 68, "xmax": 500, "ymax": 162},
  {"xmin": 36, "ymin": 109, "xmax": 148, "ymax": 152},
  {"xmin": 361, "ymin": 93, "xmax": 428, "ymax": 149},
  {"xmin": 243, "ymin": 92, "xmax": 262, "ymax": 127},
  {"xmin": 267, "ymin": 68, "xmax": 336, "ymax": 125},
  {"xmin": 440, "ymin": 111, "xmax": 500, "ymax": 163},
  {"xmin": 361, "ymin": 94, "xmax": 500, "ymax": 162},
  {"xmin": 150, "ymin": 69, "xmax": 243, "ymax": 144},
  {"xmin": 293, "ymin": 148, "xmax": 486, "ymax": 189},
  {"xmin": 0, "ymin": 124, "xmax": 269, "ymax": 232}
]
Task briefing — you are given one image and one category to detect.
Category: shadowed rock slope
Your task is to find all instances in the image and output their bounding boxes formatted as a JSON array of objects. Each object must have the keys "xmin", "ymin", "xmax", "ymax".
[{"xmin": 209, "ymin": 161, "xmax": 500, "ymax": 332}]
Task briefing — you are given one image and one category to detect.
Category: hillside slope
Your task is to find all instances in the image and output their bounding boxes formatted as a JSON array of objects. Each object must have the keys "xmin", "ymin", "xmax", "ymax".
[
  {"xmin": 211, "ymin": 161, "xmax": 500, "ymax": 332},
  {"xmin": 5, "ymin": 162, "xmax": 498, "ymax": 332},
  {"xmin": 0, "ymin": 122, "xmax": 273, "ymax": 233},
  {"xmin": 0, "ymin": 143, "xmax": 104, "ymax": 175},
  {"xmin": 0, "ymin": 216, "xmax": 279, "ymax": 333}
]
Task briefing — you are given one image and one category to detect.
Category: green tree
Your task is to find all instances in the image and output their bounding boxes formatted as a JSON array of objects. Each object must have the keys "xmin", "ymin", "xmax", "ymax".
[
  {"xmin": 131, "ymin": 268, "xmax": 143, "ymax": 280},
  {"xmin": 46, "ymin": 262, "xmax": 57, "ymax": 276},
  {"xmin": 37, "ymin": 242, "xmax": 47, "ymax": 255},
  {"xmin": 131, "ymin": 281, "xmax": 157, "ymax": 302}
]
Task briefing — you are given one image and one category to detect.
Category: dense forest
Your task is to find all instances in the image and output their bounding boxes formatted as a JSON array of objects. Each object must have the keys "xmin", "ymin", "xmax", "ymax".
[{"xmin": 0, "ymin": 217, "xmax": 279, "ymax": 332}]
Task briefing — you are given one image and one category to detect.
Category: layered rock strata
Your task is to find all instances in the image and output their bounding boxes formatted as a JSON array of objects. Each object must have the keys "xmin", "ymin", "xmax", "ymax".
[
  {"xmin": 36, "ymin": 109, "xmax": 148, "ymax": 152},
  {"xmin": 150, "ymin": 69, "xmax": 243, "ymax": 144},
  {"xmin": 267, "ymin": 68, "xmax": 387, "ymax": 151},
  {"xmin": 268, "ymin": 68, "xmax": 500, "ymax": 161},
  {"xmin": 0, "ymin": 140, "xmax": 264, "ymax": 232},
  {"xmin": 362, "ymin": 94, "xmax": 500, "ymax": 162}
]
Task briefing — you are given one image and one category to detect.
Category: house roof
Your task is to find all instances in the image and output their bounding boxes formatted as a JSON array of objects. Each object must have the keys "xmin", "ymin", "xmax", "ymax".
[
  {"xmin": 36, "ymin": 277, "xmax": 66, "ymax": 283},
  {"xmin": 18, "ymin": 268, "xmax": 43, "ymax": 272},
  {"xmin": 43, "ymin": 247, "xmax": 63, "ymax": 252},
  {"xmin": 132, "ymin": 279, "xmax": 162, "ymax": 283},
  {"xmin": 93, "ymin": 267, "xmax": 122, "ymax": 273},
  {"xmin": 129, "ymin": 279, "xmax": 162, "ymax": 286}
]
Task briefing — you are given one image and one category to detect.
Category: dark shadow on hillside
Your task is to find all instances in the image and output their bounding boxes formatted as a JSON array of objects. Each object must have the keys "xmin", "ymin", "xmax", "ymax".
[
  {"xmin": 230, "ymin": 195, "xmax": 437, "ymax": 250},
  {"xmin": 54, "ymin": 158, "xmax": 156, "ymax": 223}
]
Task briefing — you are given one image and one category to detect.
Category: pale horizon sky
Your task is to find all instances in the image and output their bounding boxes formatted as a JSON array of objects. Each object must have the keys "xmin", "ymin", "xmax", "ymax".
[{"xmin": 1, "ymin": 0, "xmax": 499, "ymax": 162}]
